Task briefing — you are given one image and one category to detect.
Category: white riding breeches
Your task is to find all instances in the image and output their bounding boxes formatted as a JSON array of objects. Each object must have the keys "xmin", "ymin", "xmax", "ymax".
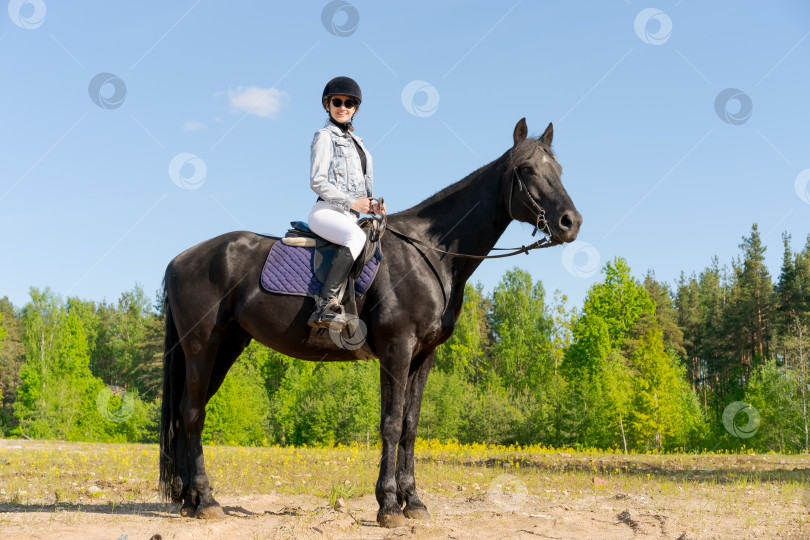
[{"xmin": 308, "ymin": 200, "xmax": 365, "ymax": 260}]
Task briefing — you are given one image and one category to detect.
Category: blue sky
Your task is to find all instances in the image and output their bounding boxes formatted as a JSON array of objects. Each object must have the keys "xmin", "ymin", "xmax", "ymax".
[{"xmin": 1, "ymin": 1, "xmax": 809, "ymax": 312}]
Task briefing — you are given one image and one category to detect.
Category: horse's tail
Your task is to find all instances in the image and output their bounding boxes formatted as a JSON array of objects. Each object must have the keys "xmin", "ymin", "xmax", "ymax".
[{"xmin": 159, "ymin": 280, "xmax": 185, "ymax": 503}]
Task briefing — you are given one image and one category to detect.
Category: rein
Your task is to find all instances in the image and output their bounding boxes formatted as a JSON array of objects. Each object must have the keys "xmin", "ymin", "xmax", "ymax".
[
  {"xmin": 380, "ymin": 162, "xmax": 556, "ymax": 260},
  {"xmin": 385, "ymin": 225, "xmax": 553, "ymax": 259}
]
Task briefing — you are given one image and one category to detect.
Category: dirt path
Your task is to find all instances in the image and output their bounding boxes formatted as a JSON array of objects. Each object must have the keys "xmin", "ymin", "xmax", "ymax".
[
  {"xmin": 0, "ymin": 489, "xmax": 796, "ymax": 540},
  {"xmin": 2, "ymin": 440, "xmax": 808, "ymax": 539}
]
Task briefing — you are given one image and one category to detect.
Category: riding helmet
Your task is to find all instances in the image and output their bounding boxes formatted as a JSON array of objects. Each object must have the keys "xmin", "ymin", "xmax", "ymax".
[{"xmin": 322, "ymin": 76, "xmax": 362, "ymax": 107}]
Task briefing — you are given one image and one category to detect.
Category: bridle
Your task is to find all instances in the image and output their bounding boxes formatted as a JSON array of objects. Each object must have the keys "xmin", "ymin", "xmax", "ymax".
[
  {"xmin": 507, "ymin": 163, "xmax": 551, "ymax": 240},
  {"xmin": 383, "ymin": 150, "xmax": 557, "ymax": 259}
]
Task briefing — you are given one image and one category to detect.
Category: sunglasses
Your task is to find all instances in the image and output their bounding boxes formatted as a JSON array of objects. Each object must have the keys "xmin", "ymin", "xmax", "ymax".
[{"xmin": 330, "ymin": 97, "xmax": 357, "ymax": 109}]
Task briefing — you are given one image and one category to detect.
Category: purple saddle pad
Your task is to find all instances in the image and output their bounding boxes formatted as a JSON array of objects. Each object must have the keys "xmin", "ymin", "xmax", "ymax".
[{"xmin": 260, "ymin": 240, "xmax": 382, "ymax": 298}]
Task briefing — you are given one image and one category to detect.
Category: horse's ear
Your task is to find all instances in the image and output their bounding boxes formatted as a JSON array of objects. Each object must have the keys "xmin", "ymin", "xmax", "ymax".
[
  {"xmin": 513, "ymin": 118, "xmax": 528, "ymax": 146},
  {"xmin": 540, "ymin": 122, "xmax": 553, "ymax": 147}
]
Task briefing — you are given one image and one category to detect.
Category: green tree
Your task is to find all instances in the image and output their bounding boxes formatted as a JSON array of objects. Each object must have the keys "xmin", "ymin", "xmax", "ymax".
[
  {"xmin": 203, "ymin": 357, "xmax": 271, "ymax": 446},
  {"xmin": 744, "ymin": 358, "xmax": 802, "ymax": 452},
  {"xmin": 728, "ymin": 224, "xmax": 773, "ymax": 382},
  {"xmin": 644, "ymin": 271, "xmax": 686, "ymax": 359},
  {"xmin": 601, "ymin": 350, "xmax": 634, "ymax": 453},
  {"xmin": 20, "ymin": 287, "xmax": 64, "ymax": 384},
  {"xmin": 421, "ymin": 369, "xmax": 471, "ymax": 442},
  {"xmin": 0, "ymin": 298, "xmax": 24, "ymax": 434},
  {"xmin": 675, "ymin": 272, "xmax": 701, "ymax": 394},
  {"xmin": 582, "ymin": 258, "xmax": 656, "ymax": 344},
  {"xmin": 628, "ymin": 330, "xmax": 686, "ymax": 451},
  {"xmin": 13, "ymin": 292, "xmax": 148, "ymax": 442},
  {"xmin": 489, "ymin": 268, "xmax": 553, "ymax": 390},
  {"xmin": 774, "ymin": 233, "xmax": 810, "ymax": 452},
  {"xmin": 548, "ymin": 290, "xmax": 574, "ymax": 376},
  {"xmin": 461, "ymin": 372, "xmax": 523, "ymax": 445},
  {"xmin": 434, "ymin": 282, "xmax": 490, "ymax": 381},
  {"xmin": 15, "ymin": 309, "xmax": 97, "ymax": 439}
]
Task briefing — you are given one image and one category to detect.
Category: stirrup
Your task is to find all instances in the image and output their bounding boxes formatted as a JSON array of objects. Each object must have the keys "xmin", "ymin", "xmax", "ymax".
[{"xmin": 307, "ymin": 297, "xmax": 348, "ymax": 329}]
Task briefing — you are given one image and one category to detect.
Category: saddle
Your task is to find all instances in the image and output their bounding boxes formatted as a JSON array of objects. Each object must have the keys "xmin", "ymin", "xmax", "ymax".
[
  {"xmin": 267, "ymin": 212, "xmax": 384, "ymax": 332},
  {"xmin": 281, "ymin": 216, "xmax": 385, "ymax": 284}
]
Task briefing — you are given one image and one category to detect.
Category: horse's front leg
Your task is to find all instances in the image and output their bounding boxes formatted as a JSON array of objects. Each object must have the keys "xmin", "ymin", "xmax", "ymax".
[
  {"xmin": 376, "ymin": 341, "xmax": 413, "ymax": 528},
  {"xmin": 396, "ymin": 350, "xmax": 433, "ymax": 520}
]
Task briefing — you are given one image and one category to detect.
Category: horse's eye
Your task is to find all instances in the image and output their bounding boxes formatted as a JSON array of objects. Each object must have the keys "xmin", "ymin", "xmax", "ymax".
[{"xmin": 520, "ymin": 166, "xmax": 533, "ymax": 175}]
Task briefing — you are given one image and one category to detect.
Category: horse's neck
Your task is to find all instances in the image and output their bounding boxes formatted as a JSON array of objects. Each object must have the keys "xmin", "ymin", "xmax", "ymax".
[{"xmin": 395, "ymin": 156, "xmax": 512, "ymax": 290}]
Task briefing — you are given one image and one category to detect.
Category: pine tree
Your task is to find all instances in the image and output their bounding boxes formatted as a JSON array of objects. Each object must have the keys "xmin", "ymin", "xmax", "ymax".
[
  {"xmin": 730, "ymin": 224, "xmax": 773, "ymax": 383},
  {"xmin": 675, "ymin": 272, "xmax": 702, "ymax": 398},
  {"xmin": 644, "ymin": 271, "xmax": 686, "ymax": 359},
  {"xmin": 774, "ymin": 233, "xmax": 810, "ymax": 452}
]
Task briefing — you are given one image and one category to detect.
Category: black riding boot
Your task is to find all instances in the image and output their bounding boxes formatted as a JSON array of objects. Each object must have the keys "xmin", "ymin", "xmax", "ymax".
[{"xmin": 308, "ymin": 246, "xmax": 356, "ymax": 329}]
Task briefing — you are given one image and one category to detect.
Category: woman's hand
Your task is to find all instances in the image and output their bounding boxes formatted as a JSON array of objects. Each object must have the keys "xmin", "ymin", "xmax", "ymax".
[
  {"xmin": 371, "ymin": 199, "xmax": 386, "ymax": 215},
  {"xmin": 351, "ymin": 197, "xmax": 375, "ymax": 214}
]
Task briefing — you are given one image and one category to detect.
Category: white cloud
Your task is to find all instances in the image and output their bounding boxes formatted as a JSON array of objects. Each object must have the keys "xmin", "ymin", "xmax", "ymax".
[
  {"xmin": 183, "ymin": 120, "xmax": 207, "ymax": 131},
  {"xmin": 227, "ymin": 86, "xmax": 288, "ymax": 118}
]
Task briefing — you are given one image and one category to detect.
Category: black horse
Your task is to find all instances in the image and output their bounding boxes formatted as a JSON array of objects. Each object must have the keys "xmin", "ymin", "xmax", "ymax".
[{"xmin": 159, "ymin": 118, "xmax": 582, "ymax": 527}]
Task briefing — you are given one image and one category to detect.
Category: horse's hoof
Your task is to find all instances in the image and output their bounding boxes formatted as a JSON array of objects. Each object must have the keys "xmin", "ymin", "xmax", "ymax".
[
  {"xmin": 377, "ymin": 510, "xmax": 407, "ymax": 528},
  {"xmin": 179, "ymin": 504, "xmax": 194, "ymax": 517},
  {"xmin": 404, "ymin": 506, "xmax": 431, "ymax": 520},
  {"xmin": 195, "ymin": 504, "xmax": 225, "ymax": 520}
]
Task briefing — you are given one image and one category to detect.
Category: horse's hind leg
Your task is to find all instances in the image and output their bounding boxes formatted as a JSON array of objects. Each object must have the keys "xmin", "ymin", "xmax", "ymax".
[
  {"xmin": 396, "ymin": 351, "xmax": 433, "ymax": 520},
  {"xmin": 174, "ymin": 420, "xmax": 193, "ymax": 516},
  {"xmin": 180, "ymin": 344, "xmax": 224, "ymax": 519},
  {"xmin": 206, "ymin": 324, "xmax": 252, "ymax": 401}
]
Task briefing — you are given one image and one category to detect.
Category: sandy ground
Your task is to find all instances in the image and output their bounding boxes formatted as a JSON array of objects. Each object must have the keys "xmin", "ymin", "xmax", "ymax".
[
  {"xmin": 0, "ymin": 489, "xmax": 802, "ymax": 540},
  {"xmin": 1, "ymin": 439, "xmax": 808, "ymax": 539}
]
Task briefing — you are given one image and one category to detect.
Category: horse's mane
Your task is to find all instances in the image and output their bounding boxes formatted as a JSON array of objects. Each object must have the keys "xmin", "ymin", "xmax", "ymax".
[
  {"xmin": 399, "ymin": 160, "xmax": 495, "ymax": 216},
  {"xmin": 399, "ymin": 136, "xmax": 552, "ymax": 216}
]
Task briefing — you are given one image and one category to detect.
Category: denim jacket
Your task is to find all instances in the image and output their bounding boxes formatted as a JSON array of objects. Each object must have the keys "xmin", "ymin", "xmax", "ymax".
[{"xmin": 310, "ymin": 119, "xmax": 373, "ymax": 213}]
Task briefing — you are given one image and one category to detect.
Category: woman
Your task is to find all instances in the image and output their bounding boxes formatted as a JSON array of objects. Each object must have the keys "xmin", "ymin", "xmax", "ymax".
[{"xmin": 307, "ymin": 76, "xmax": 382, "ymax": 329}]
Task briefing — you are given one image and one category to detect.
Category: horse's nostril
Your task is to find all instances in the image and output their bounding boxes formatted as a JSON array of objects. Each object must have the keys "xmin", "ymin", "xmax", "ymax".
[{"xmin": 560, "ymin": 213, "xmax": 573, "ymax": 230}]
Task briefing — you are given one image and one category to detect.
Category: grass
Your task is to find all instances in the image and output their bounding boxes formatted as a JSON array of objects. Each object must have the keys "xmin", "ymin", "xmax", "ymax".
[{"xmin": 0, "ymin": 438, "xmax": 808, "ymax": 535}]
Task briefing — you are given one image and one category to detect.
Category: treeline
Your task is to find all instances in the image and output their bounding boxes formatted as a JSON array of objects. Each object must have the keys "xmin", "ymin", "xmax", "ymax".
[{"xmin": 0, "ymin": 224, "xmax": 807, "ymax": 453}]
